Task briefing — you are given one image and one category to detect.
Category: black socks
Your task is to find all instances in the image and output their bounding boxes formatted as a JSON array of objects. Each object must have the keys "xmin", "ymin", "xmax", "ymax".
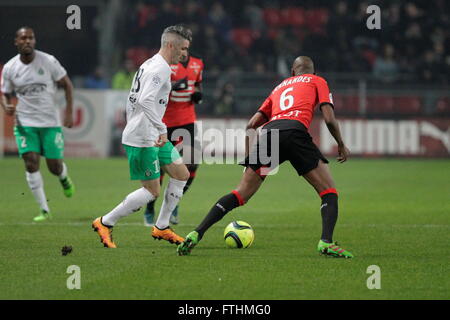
[
  {"xmin": 320, "ymin": 193, "xmax": 338, "ymax": 243},
  {"xmin": 195, "ymin": 193, "xmax": 241, "ymax": 239}
]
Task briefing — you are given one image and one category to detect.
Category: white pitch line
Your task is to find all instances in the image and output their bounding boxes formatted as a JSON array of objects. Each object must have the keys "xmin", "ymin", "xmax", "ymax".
[{"xmin": 0, "ymin": 222, "xmax": 448, "ymax": 229}]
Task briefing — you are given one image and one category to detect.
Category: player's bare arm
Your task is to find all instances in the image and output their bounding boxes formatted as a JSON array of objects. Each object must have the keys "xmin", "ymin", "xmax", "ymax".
[
  {"xmin": 56, "ymin": 75, "xmax": 74, "ymax": 128},
  {"xmin": 321, "ymin": 103, "xmax": 349, "ymax": 163},
  {"xmin": 1, "ymin": 93, "xmax": 15, "ymax": 116},
  {"xmin": 245, "ymin": 111, "xmax": 268, "ymax": 156}
]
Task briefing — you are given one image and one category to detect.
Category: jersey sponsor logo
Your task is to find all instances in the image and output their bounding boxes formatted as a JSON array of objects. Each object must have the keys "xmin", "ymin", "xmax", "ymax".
[
  {"xmin": 270, "ymin": 110, "xmax": 302, "ymax": 121},
  {"xmin": 38, "ymin": 68, "xmax": 44, "ymax": 75},
  {"xmin": 16, "ymin": 83, "xmax": 47, "ymax": 96},
  {"xmin": 189, "ymin": 63, "xmax": 201, "ymax": 74},
  {"xmin": 189, "ymin": 62, "xmax": 201, "ymax": 69}
]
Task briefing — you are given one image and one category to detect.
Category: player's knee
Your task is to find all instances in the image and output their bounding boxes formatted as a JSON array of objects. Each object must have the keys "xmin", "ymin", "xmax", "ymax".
[
  {"xmin": 177, "ymin": 167, "xmax": 190, "ymax": 181},
  {"xmin": 24, "ymin": 160, "xmax": 39, "ymax": 173},
  {"xmin": 152, "ymin": 190, "xmax": 160, "ymax": 198},
  {"xmin": 145, "ymin": 186, "xmax": 160, "ymax": 198},
  {"xmin": 186, "ymin": 163, "xmax": 198, "ymax": 173}
]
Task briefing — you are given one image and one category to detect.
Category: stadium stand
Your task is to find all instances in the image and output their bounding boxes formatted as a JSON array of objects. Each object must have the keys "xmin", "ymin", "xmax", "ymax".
[{"xmin": 122, "ymin": 0, "xmax": 449, "ymax": 85}]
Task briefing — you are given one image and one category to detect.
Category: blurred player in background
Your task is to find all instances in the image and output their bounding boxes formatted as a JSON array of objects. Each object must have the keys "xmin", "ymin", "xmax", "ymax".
[
  {"xmin": 0, "ymin": 27, "xmax": 75, "ymax": 222},
  {"xmin": 144, "ymin": 47, "xmax": 204, "ymax": 226},
  {"xmin": 178, "ymin": 56, "xmax": 354, "ymax": 258},
  {"xmin": 92, "ymin": 25, "xmax": 191, "ymax": 248}
]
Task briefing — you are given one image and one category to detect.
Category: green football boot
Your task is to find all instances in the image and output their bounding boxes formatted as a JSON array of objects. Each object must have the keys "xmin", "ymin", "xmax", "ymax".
[
  {"xmin": 60, "ymin": 176, "xmax": 75, "ymax": 198},
  {"xmin": 317, "ymin": 240, "xmax": 354, "ymax": 258},
  {"xmin": 177, "ymin": 231, "xmax": 200, "ymax": 256},
  {"xmin": 33, "ymin": 209, "xmax": 52, "ymax": 222}
]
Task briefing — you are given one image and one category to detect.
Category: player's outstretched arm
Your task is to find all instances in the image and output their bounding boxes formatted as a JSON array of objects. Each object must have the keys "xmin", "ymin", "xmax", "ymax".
[
  {"xmin": 57, "ymin": 75, "xmax": 74, "ymax": 128},
  {"xmin": 321, "ymin": 103, "xmax": 349, "ymax": 163}
]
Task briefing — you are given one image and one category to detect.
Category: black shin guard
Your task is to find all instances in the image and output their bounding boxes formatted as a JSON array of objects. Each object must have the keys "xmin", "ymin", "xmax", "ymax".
[
  {"xmin": 320, "ymin": 193, "xmax": 338, "ymax": 243},
  {"xmin": 195, "ymin": 192, "xmax": 242, "ymax": 239}
]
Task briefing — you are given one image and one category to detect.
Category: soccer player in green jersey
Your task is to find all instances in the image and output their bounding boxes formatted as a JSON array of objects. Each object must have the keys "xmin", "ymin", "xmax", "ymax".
[{"xmin": 0, "ymin": 27, "xmax": 75, "ymax": 222}]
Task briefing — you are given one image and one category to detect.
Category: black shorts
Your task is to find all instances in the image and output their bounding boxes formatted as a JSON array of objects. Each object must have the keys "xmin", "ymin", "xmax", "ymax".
[
  {"xmin": 167, "ymin": 123, "xmax": 195, "ymax": 147},
  {"xmin": 241, "ymin": 122, "xmax": 328, "ymax": 177},
  {"xmin": 167, "ymin": 123, "xmax": 200, "ymax": 164}
]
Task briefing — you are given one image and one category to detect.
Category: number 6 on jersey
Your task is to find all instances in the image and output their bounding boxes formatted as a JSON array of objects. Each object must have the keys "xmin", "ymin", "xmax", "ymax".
[{"xmin": 280, "ymin": 87, "xmax": 294, "ymax": 110}]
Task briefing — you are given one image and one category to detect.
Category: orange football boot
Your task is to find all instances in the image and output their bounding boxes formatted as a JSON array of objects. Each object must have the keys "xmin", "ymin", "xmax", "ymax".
[
  {"xmin": 92, "ymin": 217, "xmax": 117, "ymax": 248},
  {"xmin": 152, "ymin": 226, "xmax": 184, "ymax": 245}
]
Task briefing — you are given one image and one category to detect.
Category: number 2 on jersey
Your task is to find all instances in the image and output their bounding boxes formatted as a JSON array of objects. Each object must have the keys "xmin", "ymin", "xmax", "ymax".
[{"xmin": 280, "ymin": 87, "xmax": 294, "ymax": 110}]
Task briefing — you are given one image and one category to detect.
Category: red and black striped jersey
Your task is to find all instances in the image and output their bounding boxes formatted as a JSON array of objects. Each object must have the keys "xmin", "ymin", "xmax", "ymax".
[{"xmin": 163, "ymin": 55, "xmax": 204, "ymax": 128}]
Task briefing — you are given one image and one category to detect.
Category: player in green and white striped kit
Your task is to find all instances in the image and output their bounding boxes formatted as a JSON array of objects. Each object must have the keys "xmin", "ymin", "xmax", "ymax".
[
  {"xmin": 92, "ymin": 25, "xmax": 192, "ymax": 248},
  {"xmin": 0, "ymin": 27, "xmax": 75, "ymax": 222}
]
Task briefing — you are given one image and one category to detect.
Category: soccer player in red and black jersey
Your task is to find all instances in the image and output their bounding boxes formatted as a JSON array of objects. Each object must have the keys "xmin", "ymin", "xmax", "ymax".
[
  {"xmin": 177, "ymin": 56, "xmax": 354, "ymax": 258},
  {"xmin": 144, "ymin": 51, "xmax": 204, "ymax": 226}
]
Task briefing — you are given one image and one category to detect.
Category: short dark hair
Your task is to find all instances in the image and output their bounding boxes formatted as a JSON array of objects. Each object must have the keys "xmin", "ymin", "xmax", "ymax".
[
  {"xmin": 162, "ymin": 24, "xmax": 192, "ymax": 42},
  {"xmin": 15, "ymin": 26, "xmax": 34, "ymax": 38}
]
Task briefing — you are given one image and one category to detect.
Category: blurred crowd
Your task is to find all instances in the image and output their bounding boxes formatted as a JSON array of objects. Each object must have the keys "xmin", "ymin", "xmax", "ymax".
[
  {"xmin": 0, "ymin": 0, "xmax": 448, "ymax": 90},
  {"xmin": 115, "ymin": 0, "xmax": 449, "ymax": 86}
]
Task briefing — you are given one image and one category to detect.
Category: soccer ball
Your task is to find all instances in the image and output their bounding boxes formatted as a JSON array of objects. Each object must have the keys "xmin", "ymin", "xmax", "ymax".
[{"xmin": 223, "ymin": 221, "xmax": 255, "ymax": 248}]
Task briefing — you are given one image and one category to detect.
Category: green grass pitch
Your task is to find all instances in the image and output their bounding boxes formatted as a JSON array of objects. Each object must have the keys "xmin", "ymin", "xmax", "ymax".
[{"xmin": 0, "ymin": 158, "xmax": 448, "ymax": 299}]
